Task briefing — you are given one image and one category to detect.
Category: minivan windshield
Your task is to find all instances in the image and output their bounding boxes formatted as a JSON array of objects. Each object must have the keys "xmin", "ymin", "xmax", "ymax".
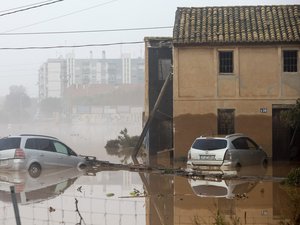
[
  {"xmin": 192, "ymin": 139, "xmax": 227, "ymax": 150},
  {"xmin": 0, "ymin": 138, "xmax": 21, "ymax": 150}
]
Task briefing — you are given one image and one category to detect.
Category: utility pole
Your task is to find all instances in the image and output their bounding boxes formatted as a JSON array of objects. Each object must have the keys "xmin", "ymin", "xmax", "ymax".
[{"xmin": 10, "ymin": 186, "xmax": 21, "ymax": 225}]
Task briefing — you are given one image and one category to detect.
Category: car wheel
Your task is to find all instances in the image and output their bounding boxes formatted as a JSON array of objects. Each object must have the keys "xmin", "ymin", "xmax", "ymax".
[
  {"xmin": 262, "ymin": 159, "xmax": 268, "ymax": 168},
  {"xmin": 28, "ymin": 163, "xmax": 42, "ymax": 178},
  {"xmin": 235, "ymin": 163, "xmax": 242, "ymax": 172},
  {"xmin": 78, "ymin": 163, "xmax": 87, "ymax": 170}
]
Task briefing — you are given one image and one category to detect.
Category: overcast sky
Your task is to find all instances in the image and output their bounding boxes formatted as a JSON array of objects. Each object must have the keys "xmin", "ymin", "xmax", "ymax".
[{"xmin": 0, "ymin": 0, "xmax": 298, "ymax": 97}]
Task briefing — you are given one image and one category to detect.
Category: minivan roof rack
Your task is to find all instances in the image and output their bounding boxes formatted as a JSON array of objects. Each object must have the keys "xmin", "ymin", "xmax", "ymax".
[{"xmin": 20, "ymin": 134, "xmax": 58, "ymax": 139}]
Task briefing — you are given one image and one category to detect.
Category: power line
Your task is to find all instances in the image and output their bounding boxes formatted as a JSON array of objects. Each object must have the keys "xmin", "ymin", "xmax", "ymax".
[
  {"xmin": 0, "ymin": 26, "xmax": 173, "ymax": 36},
  {"xmin": 0, "ymin": 0, "xmax": 60, "ymax": 13},
  {"xmin": 0, "ymin": 41, "xmax": 144, "ymax": 50},
  {"xmin": 0, "ymin": 0, "xmax": 64, "ymax": 17},
  {"xmin": 4, "ymin": 0, "xmax": 118, "ymax": 33}
]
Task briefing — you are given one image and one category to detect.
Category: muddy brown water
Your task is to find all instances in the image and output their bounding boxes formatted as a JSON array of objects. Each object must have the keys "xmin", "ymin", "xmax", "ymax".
[
  {"xmin": 0, "ymin": 122, "xmax": 299, "ymax": 225},
  {"xmin": 0, "ymin": 161, "xmax": 298, "ymax": 225}
]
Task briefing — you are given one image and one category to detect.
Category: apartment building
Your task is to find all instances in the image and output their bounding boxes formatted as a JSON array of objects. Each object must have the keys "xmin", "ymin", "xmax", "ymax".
[{"xmin": 38, "ymin": 52, "xmax": 144, "ymax": 100}]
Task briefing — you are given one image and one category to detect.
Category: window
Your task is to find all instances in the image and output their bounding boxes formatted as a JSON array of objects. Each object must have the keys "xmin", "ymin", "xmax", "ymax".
[
  {"xmin": 53, "ymin": 141, "xmax": 69, "ymax": 155},
  {"xmin": 218, "ymin": 109, "xmax": 235, "ymax": 135},
  {"xmin": 232, "ymin": 138, "xmax": 249, "ymax": 149},
  {"xmin": 219, "ymin": 51, "xmax": 233, "ymax": 74},
  {"xmin": 283, "ymin": 50, "xmax": 298, "ymax": 72},
  {"xmin": 0, "ymin": 138, "xmax": 21, "ymax": 150},
  {"xmin": 192, "ymin": 139, "xmax": 227, "ymax": 150},
  {"xmin": 25, "ymin": 138, "xmax": 54, "ymax": 152},
  {"xmin": 232, "ymin": 137, "xmax": 258, "ymax": 150}
]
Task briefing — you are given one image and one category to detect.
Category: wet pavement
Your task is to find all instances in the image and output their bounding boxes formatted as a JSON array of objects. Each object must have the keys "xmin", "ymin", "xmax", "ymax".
[{"xmin": 0, "ymin": 122, "xmax": 299, "ymax": 225}]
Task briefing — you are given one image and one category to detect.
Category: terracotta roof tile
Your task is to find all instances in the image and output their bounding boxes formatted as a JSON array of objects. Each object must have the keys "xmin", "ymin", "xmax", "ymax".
[{"xmin": 173, "ymin": 5, "xmax": 300, "ymax": 45}]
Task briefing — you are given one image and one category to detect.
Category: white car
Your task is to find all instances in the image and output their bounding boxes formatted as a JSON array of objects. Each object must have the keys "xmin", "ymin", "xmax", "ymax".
[
  {"xmin": 187, "ymin": 133, "xmax": 268, "ymax": 170},
  {"xmin": 0, "ymin": 134, "xmax": 87, "ymax": 178}
]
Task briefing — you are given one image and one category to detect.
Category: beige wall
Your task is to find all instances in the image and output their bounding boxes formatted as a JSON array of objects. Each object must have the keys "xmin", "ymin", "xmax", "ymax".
[{"xmin": 173, "ymin": 45, "xmax": 300, "ymax": 159}]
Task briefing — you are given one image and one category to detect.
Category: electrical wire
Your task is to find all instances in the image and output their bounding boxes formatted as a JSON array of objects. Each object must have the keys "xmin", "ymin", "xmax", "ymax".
[
  {"xmin": 4, "ymin": 0, "xmax": 118, "ymax": 33},
  {"xmin": 0, "ymin": 41, "xmax": 144, "ymax": 50},
  {"xmin": 0, "ymin": 0, "xmax": 60, "ymax": 13},
  {"xmin": 0, "ymin": 0, "xmax": 64, "ymax": 17},
  {"xmin": 0, "ymin": 26, "xmax": 173, "ymax": 36}
]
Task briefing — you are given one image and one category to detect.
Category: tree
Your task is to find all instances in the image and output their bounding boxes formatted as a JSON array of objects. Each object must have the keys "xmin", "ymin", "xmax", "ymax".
[
  {"xmin": 3, "ymin": 85, "xmax": 31, "ymax": 122},
  {"xmin": 105, "ymin": 128, "xmax": 140, "ymax": 164},
  {"xmin": 280, "ymin": 98, "xmax": 300, "ymax": 129},
  {"xmin": 280, "ymin": 99, "xmax": 300, "ymax": 160}
]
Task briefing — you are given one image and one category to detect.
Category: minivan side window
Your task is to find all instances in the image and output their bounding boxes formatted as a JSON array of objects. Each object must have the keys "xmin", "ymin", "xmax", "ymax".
[
  {"xmin": 0, "ymin": 138, "xmax": 21, "ymax": 150},
  {"xmin": 25, "ymin": 138, "xmax": 54, "ymax": 152},
  {"xmin": 53, "ymin": 141, "xmax": 69, "ymax": 155},
  {"xmin": 245, "ymin": 138, "xmax": 259, "ymax": 150},
  {"xmin": 232, "ymin": 138, "xmax": 249, "ymax": 149},
  {"xmin": 232, "ymin": 138, "xmax": 258, "ymax": 150}
]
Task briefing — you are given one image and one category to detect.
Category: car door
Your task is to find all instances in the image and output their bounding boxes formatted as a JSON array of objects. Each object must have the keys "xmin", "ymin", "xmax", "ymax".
[
  {"xmin": 51, "ymin": 140, "xmax": 81, "ymax": 167},
  {"xmin": 231, "ymin": 137, "xmax": 254, "ymax": 166},
  {"xmin": 25, "ymin": 138, "xmax": 59, "ymax": 169},
  {"xmin": 245, "ymin": 137, "xmax": 263, "ymax": 164}
]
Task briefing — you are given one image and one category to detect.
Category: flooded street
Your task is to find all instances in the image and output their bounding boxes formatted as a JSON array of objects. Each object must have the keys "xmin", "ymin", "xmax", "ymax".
[
  {"xmin": 0, "ymin": 120, "xmax": 299, "ymax": 225},
  {"xmin": 0, "ymin": 1, "xmax": 299, "ymax": 225},
  {"xmin": 0, "ymin": 170, "xmax": 145, "ymax": 225}
]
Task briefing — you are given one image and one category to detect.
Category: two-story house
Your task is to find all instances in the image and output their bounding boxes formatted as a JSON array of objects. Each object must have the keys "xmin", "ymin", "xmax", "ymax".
[{"xmin": 172, "ymin": 5, "xmax": 300, "ymax": 160}]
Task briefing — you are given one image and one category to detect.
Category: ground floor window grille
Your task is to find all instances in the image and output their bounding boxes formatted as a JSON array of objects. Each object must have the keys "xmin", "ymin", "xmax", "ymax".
[
  {"xmin": 218, "ymin": 109, "xmax": 235, "ymax": 135},
  {"xmin": 283, "ymin": 50, "xmax": 298, "ymax": 72}
]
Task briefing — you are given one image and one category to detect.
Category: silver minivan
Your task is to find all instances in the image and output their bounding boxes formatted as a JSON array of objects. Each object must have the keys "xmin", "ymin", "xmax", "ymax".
[
  {"xmin": 187, "ymin": 133, "xmax": 268, "ymax": 170},
  {"xmin": 0, "ymin": 134, "xmax": 86, "ymax": 177}
]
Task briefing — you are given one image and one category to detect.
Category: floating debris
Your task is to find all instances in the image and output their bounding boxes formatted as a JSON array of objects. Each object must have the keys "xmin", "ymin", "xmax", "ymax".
[{"xmin": 106, "ymin": 193, "xmax": 115, "ymax": 197}]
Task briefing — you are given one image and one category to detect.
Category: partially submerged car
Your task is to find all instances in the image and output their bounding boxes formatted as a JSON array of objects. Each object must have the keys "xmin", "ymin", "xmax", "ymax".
[
  {"xmin": 187, "ymin": 133, "xmax": 268, "ymax": 170},
  {"xmin": 0, "ymin": 134, "xmax": 87, "ymax": 177}
]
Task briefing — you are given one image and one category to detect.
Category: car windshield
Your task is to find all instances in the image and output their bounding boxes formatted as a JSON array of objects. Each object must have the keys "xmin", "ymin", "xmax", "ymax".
[
  {"xmin": 0, "ymin": 138, "xmax": 21, "ymax": 150},
  {"xmin": 192, "ymin": 139, "xmax": 227, "ymax": 150}
]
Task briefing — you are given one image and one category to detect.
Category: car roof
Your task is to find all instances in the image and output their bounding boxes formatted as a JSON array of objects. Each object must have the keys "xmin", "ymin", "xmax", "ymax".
[
  {"xmin": 3, "ymin": 134, "xmax": 58, "ymax": 140},
  {"xmin": 196, "ymin": 133, "xmax": 246, "ymax": 140}
]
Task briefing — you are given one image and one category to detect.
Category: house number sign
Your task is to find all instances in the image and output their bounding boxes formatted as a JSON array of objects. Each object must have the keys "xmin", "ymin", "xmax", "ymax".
[{"xmin": 260, "ymin": 108, "xmax": 267, "ymax": 113}]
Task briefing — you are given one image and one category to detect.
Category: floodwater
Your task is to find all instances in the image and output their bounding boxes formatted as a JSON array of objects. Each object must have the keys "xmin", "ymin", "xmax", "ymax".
[{"xmin": 0, "ymin": 118, "xmax": 299, "ymax": 225}]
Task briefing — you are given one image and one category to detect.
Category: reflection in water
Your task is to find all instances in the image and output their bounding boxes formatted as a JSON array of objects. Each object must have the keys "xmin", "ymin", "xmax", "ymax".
[
  {"xmin": 189, "ymin": 178, "xmax": 257, "ymax": 199},
  {"xmin": 274, "ymin": 181, "xmax": 300, "ymax": 225},
  {"xmin": 143, "ymin": 163, "xmax": 300, "ymax": 225},
  {"xmin": 0, "ymin": 170, "xmax": 145, "ymax": 225},
  {"xmin": 0, "ymin": 162, "xmax": 299, "ymax": 224},
  {"xmin": 0, "ymin": 168, "xmax": 83, "ymax": 205}
]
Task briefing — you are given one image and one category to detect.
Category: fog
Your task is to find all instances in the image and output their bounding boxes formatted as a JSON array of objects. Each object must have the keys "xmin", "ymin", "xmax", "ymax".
[
  {"xmin": 0, "ymin": 118, "xmax": 142, "ymax": 161},
  {"xmin": 0, "ymin": 0, "xmax": 298, "ymax": 97}
]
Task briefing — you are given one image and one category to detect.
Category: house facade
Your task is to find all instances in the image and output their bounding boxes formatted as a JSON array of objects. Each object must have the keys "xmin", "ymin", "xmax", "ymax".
[{"xmin": 172, "ymin": 5, "xmax": 300, "ymax": 160}]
